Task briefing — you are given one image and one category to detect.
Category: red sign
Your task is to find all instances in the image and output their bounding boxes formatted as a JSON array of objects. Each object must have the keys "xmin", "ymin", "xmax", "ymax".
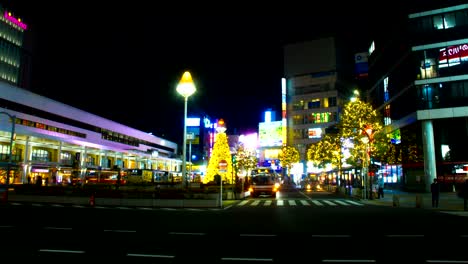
[
  {"xmin": 218, "ymin": 160, "xmax": 227, "ymax": 172},
  {"xmin": 439, "ymin": 44, "xmax": 468, "ymax": 63}
]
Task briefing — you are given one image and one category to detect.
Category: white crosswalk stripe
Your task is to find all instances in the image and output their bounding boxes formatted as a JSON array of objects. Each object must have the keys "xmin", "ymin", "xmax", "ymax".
[
  {"xmin": 333, "ymin": 200, "xmax": 351, "ymax": 206},
  {"xmin": 238, "ymin": 200, "xmax": 249, "ymax": 206},
  {"xmin": 311, "ymin": 200, "xmax": 324, "ymax": 206},
  {"xmin": 344, "ymin": 200, "xmax": 364, "ymax": 206},
  {"xmin": 235, "ymin": 199, "xmax": 365, "ymax": 207},
  {"xmin": 322, "ymin": 200, "xmax": 338, "ymax": 206},
  {"xmin": 251, "ymin": 200, "xmax": 261, "ymax": 206}
]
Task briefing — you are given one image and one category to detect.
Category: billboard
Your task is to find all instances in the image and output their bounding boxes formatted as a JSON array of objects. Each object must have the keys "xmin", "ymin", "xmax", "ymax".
[{"xmin": 259, "ymin": 121, "xmax": 282, "ymax": 147}]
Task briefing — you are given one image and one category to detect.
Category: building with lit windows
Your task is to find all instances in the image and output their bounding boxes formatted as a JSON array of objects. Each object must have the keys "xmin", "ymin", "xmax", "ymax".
[
  {"xmin": 283, "ymin": 37, "xmax": 355, "ymax": 177},
  {"xmin": 0, "ymin": 4, "xmax": 31, "ymax": 89},
  {"xmin": 367, "ymin": 1, "xmax": 468, "ymax": 192},
  {"xmin": 0, "ymin": 82, "xmax": 181, "ymax": 185}
]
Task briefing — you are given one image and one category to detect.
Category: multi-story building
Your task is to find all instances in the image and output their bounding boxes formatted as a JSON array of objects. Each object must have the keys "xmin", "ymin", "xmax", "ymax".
[
  {"xmin": 0, "ymin": 4, "xmax": 31, "ymax": 89},
  {"xmin": 367, "ymin": 1, "xmax": 468, "ymax": 191},
  {"xmin": 0, "ymin": 81, "xmax": 181, "ymax": 185},
  {"xmin": 283, "ymin": 37, "xmax": 355, "ymax": 177}
]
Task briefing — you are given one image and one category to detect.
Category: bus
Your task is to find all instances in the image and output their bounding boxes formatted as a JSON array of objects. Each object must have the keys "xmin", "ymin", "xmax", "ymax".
[{"xmin": 248, "ymin": 167, "xmax": 281, "ymax": 198}]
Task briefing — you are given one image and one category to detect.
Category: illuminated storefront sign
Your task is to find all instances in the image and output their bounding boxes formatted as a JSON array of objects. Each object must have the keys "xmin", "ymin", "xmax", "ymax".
[
  {"xmin": 439, "ymin": 44, "xmax": 468, "ymax": 67},
  {"xmin": 308, "ymin": 128, "xmax": 322, "ymax": 138},
  {"xmin": 259, "ymin": 121, "xmax": 282, "ymax": 147}
]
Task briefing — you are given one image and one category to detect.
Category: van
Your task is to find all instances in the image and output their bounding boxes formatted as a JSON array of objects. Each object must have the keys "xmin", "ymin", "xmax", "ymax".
[{"xmin": 249, "ymin": 167, "xmax": 281, "ymax": 198}]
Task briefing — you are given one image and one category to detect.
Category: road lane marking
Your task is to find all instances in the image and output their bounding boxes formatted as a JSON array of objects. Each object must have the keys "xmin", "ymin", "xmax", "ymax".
[
  {"xmin": 240, "ymin": 234, "xmax": 276, "ymax": 237},
  {"xmin": 138, "ymin": 207, "xmax": 153, "ymax": 210},
  {"xmin": 72, "ymin": 205, "xmax": 85, "ymax": 208},
  {"xmin": 276, "ymin": 200, "xmax": 284, "ymax": 206},
  {"xmin": 44, "ymin": 227, "xmax": 73, "ymax": 231},
  {"xmin": 32, "ymin": 203, "xmax": 43, "ymax": 207},
  {"xmin": 39, "ymin": 249, "xmax": 85, "ymax": 254},
  {"xmin": 386, "ymin": 234, "xmax": 424, "ymax": 238},
  {"xmin": 344, "ymin": 200, "xmax": 364, "ymax": 206},
  {"xmin": 264, "ymin": 200, "xmax": 272, "ymax": 206},
  {"xmin": 311, "ymin": 200, "xmax": 324, "ymax": 206},
  {"xmin": 104, "ymin": 229, "xmax": 136, "ymax": 233},
  {"xmin": 334, "ymin": 200, "xmax": 351, "ymax": 206},
  {"xmin": 323, "ymin": 260, "xmax": 375, "ymax": 263},
  {"xmin": 427, "ymin": 261, "xmax": 468, "ymax": 263},
  {"xmin": 312, "ymin": 235, "xmax": 351, "ymax": 238},
  {"xmin": 116, "ymin": 207, "xmax": 131, "ymax": 210},
  {"xmin": 288, "ymin": 200, "xmax": 297, "ymax": 206},
  {"xmin": 169, "ymin": 232, "xmax": 205, "ymax": 236},
  {"xmin": 11, "ymin": 202, "xmax": 21, "ymax": 206},
  {"xmin": 238, "ymin": 200, "xmax": 249, "ymax": 206},
  {"xmin": 322, "ymin": 200, "xmax": 337, "ymax": 206},
  {"xmin": 300, "ymin": 200, "xmax": 310, "ymax": 206},
  {"xmin": 251, "ymin": 200, "xmax": 261, "ymax": 206},
  {"xmin": 221, "ymin": 257, "xmax": 273, "ymax": 262},
  {"xmin": 51, "ymin": 204, "xmax": 64, "ymax": 207},
  {"xmin": 127, "ymin": 253, "xmax": 175, "ymax": 258}
]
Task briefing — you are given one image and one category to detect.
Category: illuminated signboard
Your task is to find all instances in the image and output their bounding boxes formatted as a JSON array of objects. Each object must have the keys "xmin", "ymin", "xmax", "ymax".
[
  {"xmin": 239, "ymin": 133, "xmax": 258, "ymax": 150},
  {"xmin": 259, "ymin": 121, "xmax": 282, "ymax": 147},
  {"xmin": 439, "ymin": 44, "xmax": 468, "ymax": 68},
  {"xmin": 308, "ymin": 128, "xmax": 322, "ymax": 138},
  {"xmin": 186, "ymin": 117, "xmax": 200, "ymax": 127},
  {"xmin": 4, "ymin": 11, "xmax": 27, "ymax": 30}
]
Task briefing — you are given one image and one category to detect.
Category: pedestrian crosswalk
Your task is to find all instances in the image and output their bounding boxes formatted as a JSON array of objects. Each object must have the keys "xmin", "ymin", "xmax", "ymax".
[{"xmin": 236, "ymin": 199, "xmax": 364, "ymax": 207}]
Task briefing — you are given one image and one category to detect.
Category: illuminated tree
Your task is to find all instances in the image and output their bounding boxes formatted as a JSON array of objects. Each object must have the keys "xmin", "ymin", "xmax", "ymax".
[
  {"xmin": 339, "ymin": 96, "xmax": 389, "ymax": 166},
  {"xmin": 307, "ymin": 132, "xmax": 344, "ymax": 187},
  {"xmin": 204, "ymin": 131, "xmax": 234, "ymax": 184},
  {"xmin": 307, "ymin": 140, "xmax": 327, "ymax": 168},
  {"xmin": 279, "ymin": 145, "xmax": 300, "ymax": 175},
  {"xmin": 235, "ymin": 144, "xmax": 258, "ymax": 176}
]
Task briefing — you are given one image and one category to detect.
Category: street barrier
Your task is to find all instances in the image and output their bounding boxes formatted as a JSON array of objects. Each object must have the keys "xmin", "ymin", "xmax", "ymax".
[
  {"xmin": 415, "ymin": 194, "xmax": 423, "ymax": 208},
  {"xmin": 392, "ymin": 195, "xmax": 400, "ymax": 207}
]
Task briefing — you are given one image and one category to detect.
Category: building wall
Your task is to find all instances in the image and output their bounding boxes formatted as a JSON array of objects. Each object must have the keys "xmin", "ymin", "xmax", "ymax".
[
  {"xmin": 368, "ymin": 2, "xmax": 468, "ymax": 191},
  {"xmin": 0, "ymin": 82, "xmax": 182, "ymax": 184}
]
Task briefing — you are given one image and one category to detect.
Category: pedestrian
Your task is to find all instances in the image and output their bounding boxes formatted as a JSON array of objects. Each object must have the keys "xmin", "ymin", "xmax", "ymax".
[
  {"xmin": 430, "ymin": 178, "xmax": 440, "ymax": 208},
  {"xmin": 377, "ymin": 176, "xmax": 385, "ymax": 199},
  {"xmin": 462, "ymin": 179, "xmax": 468, "ymax": 211}
]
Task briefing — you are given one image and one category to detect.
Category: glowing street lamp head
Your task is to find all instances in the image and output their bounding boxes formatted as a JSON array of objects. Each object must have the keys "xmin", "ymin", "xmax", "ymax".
[{"xmin": 177, "ymin": 71, "xmax": 196, "ymax": 98}]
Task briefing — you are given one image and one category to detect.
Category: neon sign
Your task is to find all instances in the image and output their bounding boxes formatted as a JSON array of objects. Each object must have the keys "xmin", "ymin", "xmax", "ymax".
[{"xmin": 4, "ymin": 11, "xmax": 27, "ymax": 30}]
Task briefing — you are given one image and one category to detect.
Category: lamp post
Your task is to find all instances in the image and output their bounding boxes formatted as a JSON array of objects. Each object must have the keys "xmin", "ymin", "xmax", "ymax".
[
  {"xmin": 360, "ymin": 125, "xmax": 374, "ymax": 200},
  {"xmin": 177, "ymin": 71, "xmax": 196, "ymax": 188}
]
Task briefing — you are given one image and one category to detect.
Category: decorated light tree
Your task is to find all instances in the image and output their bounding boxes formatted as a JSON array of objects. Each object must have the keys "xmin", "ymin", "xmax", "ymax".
[
  {"xmin": 279, "ymin": 145, "xmax": 300, "ymax": 178},
  {"xmin": 204, "ymin": 119, "xmax": 234, "ymax": 184}
]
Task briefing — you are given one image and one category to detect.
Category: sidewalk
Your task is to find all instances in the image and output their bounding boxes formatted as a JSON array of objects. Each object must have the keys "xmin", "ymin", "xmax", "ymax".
[{"xmin": 359, "ymin": 189, "xmax": 467, "ymax": 211}]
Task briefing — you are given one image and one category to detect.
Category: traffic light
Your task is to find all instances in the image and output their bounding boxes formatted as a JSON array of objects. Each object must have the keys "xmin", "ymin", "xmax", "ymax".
[{"xmin": 232, "ymin": 155, "xmax": 237, "ymax": 164}]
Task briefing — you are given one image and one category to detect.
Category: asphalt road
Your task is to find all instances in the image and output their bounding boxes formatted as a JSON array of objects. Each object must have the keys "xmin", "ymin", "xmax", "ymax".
[{"xmin": 0, "ymin": 188, "xmax": 467, "ymax": 263}]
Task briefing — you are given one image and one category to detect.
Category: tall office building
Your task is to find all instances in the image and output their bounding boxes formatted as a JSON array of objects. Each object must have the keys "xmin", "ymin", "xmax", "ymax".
[
  {"xmin": 283, "ymin": 37, "xmax": 355, "ymax": 177},
  {"xmin": 367, "ymin": 1, "xmax": 468, "ymax": 191},
  {"xmin": 0, "ymin": 4, "xmax": 30, "ymax": 89}
]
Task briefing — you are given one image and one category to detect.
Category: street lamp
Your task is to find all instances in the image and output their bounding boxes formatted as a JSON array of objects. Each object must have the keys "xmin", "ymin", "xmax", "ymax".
[{"xmin": 177, "ymin": 71, "xmax": 196, "ymax": 188}]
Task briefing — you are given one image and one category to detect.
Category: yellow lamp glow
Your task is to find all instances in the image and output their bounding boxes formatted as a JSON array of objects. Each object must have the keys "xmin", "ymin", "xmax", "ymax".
[{"xmin": 176, "ymin": 71, "xmax": 196, "ymax": 98}]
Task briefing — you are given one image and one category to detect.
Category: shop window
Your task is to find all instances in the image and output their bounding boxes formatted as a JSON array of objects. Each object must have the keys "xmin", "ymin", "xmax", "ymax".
[
  {"xmin": 60, "ymin": 152, "xmax": 73, "ymax": 165},
  {"xmin": 32, "ymin": 149, "xmax": 50, "ymax": 163}
]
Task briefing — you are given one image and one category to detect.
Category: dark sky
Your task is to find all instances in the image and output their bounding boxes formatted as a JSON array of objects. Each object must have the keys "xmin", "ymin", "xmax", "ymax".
[{"xmin": 2, "ymin": 1, "xmax": 409, "ymax": 145}]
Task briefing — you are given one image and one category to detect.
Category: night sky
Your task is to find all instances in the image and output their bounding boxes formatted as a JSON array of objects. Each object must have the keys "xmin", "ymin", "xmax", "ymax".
[{"xmin": 2, "ymin": 1, "xmax": 411, "ymax": 145}]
